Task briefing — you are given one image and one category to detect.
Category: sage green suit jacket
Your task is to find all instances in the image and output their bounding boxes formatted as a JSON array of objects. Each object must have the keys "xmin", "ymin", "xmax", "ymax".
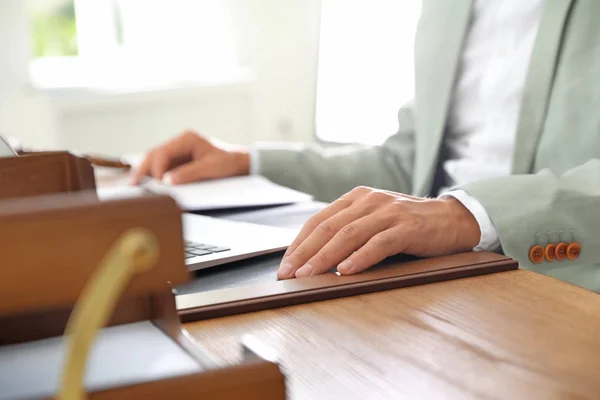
[{"xmin": 256, "ymin": 0, "xmax": 600, "ymax": 292}]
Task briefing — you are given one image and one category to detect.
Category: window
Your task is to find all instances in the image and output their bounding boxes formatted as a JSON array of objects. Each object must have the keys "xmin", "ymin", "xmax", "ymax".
[
  {"xmin": 315, "ymin": 0, "xmax": 422, "ymax": 145},
  {"xmin": 28, "ymin": 0, "xmax": 241, "ymax": 90},
  {"xmin": 30, "ymin": 0, "xmax": 78, "ymax": 58}
]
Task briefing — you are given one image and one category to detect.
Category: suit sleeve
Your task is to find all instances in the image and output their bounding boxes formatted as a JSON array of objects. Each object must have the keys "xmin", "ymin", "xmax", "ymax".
[
  {"xmin": 255, "ymin": 103, "xmax": 416, "ymax": 202},
  {"xmin": 460, "ymin": 160, "xmax": 600, "ymax": 292}
]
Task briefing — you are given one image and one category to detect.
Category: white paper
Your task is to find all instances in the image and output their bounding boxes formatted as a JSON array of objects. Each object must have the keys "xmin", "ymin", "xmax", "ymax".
[
  {"xmin": 0, "ymin": 321, "xmax": 201, "ymax": 400},
  {"xmin": 211, "ymin": 201, "xmax": 328, "ymax": 229},
  {"xmin": 141, "ymin": 175, "xmax": 313, "ymax": 211}
]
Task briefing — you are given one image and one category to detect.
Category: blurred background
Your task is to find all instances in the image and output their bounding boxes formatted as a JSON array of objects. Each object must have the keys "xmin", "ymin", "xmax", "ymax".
[{"xmin": 0, "ymin": 0, "xmax": 421, "ymax": 156}]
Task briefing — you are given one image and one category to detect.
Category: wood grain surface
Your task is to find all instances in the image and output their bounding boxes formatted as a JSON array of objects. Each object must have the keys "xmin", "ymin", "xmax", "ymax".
[
  {"xmin": 0, "ymin": 193, "xmax": 188, "ymax": 316},
  {"xmin": 0, "ymin": 152, "xmax": 95, "ymax": 200},
  {"xmin": 185, "ymin": 269, "xmax": 600, "ymax": 400}
]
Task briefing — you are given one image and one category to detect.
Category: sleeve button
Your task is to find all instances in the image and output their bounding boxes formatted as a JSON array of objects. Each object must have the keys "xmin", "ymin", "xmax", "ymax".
[
  {"xmin": 555, "ymin": 242, "xmax": 568, "ymax": 261},
  {"xmin": 544, "ymin": 243, "xmax": 556, "ymax": 262},
  {"xmin": 566, "ymin": 242, "xmax": 581, "ymax": 260},
  {"xmin": 529, "ymin": 245, "xmax": 545, "ymax": 263}
]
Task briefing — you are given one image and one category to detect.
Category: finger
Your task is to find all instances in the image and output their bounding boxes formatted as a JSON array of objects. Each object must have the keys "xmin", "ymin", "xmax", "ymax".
[
  {"xmin": 278, "ymin": 201, "xmax": 357, "ymax": 280},
  {"xmin": 294, "ymin": 213, "xmax": 391, "ymax": 277},
  {"xmin": 132, "ymin": 132, "xmax": 205, "ymax": 184},
  {"xmin": 277, "ymin": 188, "xmax": 376, "ymax": 279},
  {"xmin": 281, "ymin": 206, "xmax": 372, "ymax": 279},
  {"xmin": 280, "ymin": 187, "xmax": 371, "ymax": 261},
  {"xmin": 337, "ymin": 228, "xmax": 407, "ymax": 275},
  {"xmin": 149, "ymin": 152, "xmax": 172, "ymax": 181},
  {"xmin": 281, "ymin": 197, "xmax": 353, "ymax": 260},
  {"xmin": 166, "ymin": 155, "xmax": 226, "ymax": 185},
  {"xmin": 130, "ymin": 155, "xmax": 153, "ymax": 185},
  {"xmin": 161, "ymin": 131, "xmax": 206, "ymax": 158},
  {"xmin": 130, "ymin": 147, "xmax": 183, "ymax": 185}
]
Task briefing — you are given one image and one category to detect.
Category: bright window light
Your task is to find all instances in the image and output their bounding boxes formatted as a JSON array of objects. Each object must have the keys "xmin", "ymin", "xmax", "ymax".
[
  {"xmin": 315, "ymin": 0, "xmax": 421, "ymax": 145},
  {"xmin": 28, "ymin": 0, "xmax": 241, "ymax": 90}
]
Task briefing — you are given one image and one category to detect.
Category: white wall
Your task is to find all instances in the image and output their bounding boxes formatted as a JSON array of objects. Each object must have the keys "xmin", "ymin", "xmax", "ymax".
[
  {"xmin": 0, "ymin": 0, "xmax": 322, "ymax": 155},
  {"xmin": 238, "ymin": 0, "xmax": 322, "ymax": 144},
  {"xmin": 55, "ymin": 83, "xmax": 256, "ymax": 154}
]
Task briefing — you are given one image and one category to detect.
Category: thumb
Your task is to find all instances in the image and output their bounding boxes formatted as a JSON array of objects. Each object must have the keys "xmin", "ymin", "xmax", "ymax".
[{"xmin": 165, "ymin": 156, "xmax": 226, "ymax": 185}]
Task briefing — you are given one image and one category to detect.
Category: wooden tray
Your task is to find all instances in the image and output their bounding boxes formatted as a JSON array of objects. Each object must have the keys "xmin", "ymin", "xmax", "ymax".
[
  {"xmin": 0, "ymin": 151, "xmax": 95, "ymax": 200},
  {"xmin": 177, "ymin": 252, "xmax": 518, "ymax": 322}
]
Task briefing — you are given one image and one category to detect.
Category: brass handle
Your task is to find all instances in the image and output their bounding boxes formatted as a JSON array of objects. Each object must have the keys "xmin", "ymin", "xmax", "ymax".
[{"xmin": 59, "ymin": 228, "xmax": 159, "ymax": 400}]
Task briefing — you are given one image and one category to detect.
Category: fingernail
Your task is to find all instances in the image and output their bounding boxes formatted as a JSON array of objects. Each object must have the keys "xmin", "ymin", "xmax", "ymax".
[
  {"xmin": 337, "ymin": 259, "xmax": 354, "ymax": 274},
  {"xmin": 278, "ymin": 262, "xmax": 294, "ymax": 278},
  {"xmin": 295, "ymin": 264, "xmax": 313, "ymax": 278},
  {"xmin": 162, "ymin": 173, "xmax": 174, "ymax": 185}
]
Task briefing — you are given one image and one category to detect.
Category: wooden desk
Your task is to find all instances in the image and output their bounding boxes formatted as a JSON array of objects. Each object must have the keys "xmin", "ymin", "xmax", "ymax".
[
  {"xmin": 95, "ymin": 167, "xmax": 600, "ymax": 397},
  {"xmin": 184, "ymin": 269, "xmax": 600, "ymax": 400}
]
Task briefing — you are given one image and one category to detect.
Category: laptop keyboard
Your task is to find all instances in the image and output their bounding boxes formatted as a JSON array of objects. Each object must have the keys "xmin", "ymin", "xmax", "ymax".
[{"xmin": 184, "ymin": 240, "xmax": 231, "ymax": 259}]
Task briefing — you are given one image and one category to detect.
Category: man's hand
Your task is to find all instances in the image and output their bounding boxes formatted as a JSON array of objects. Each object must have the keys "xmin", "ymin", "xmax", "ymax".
[
  {"xmin": 277, "ymin": 186, "xmax": 481, "ymax": 279},
  {"xmin": 130, "ymin": 131, "xmax": 250, "ymax": 185}
]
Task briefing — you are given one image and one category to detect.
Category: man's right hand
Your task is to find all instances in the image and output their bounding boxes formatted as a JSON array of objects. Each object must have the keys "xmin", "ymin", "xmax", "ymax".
[{"xmin": 130, "ymin": 131, "xmax": 251, "ymax": 185}]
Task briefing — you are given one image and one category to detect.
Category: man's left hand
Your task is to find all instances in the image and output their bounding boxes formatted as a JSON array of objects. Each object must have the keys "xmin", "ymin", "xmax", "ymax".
[{"xmin": 277, "ymin": 186, "xmax": 481, "ymax": 279}]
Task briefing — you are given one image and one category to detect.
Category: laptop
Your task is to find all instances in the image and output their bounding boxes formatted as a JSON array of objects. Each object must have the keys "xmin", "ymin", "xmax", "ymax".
[
  {"xmin": 180, "ymin": 212, "xmax": 297, "ymax": 271},
  {"xmin": 0, "ymin": 136, "xmax": 18, "ymax": 157},
  {"xmin": 97, "ymin": 185, "xmax": 299, "ymax": 271}
]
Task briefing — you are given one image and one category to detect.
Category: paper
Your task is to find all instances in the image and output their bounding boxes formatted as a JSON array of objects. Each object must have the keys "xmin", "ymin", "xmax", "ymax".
[
  {"xmin": 0, "ymin": 321, "xmax": 201, "ymax": 400},
  {"xmin": 140, "ymin": 175, "xmax": 313, "ymax": 211},
  {"xmin": 208, "ymin": 201, "xmax": 328, "ymax": 230}
]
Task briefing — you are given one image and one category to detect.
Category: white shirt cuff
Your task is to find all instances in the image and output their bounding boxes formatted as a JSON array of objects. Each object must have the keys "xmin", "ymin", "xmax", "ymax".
[
  {"xmin": 440, "ymin": 190, "xmax": 501, "ymax": 252},
  {"xmin": 248, "ymin": 147, "xmax": 260, "ymax": 175}
]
